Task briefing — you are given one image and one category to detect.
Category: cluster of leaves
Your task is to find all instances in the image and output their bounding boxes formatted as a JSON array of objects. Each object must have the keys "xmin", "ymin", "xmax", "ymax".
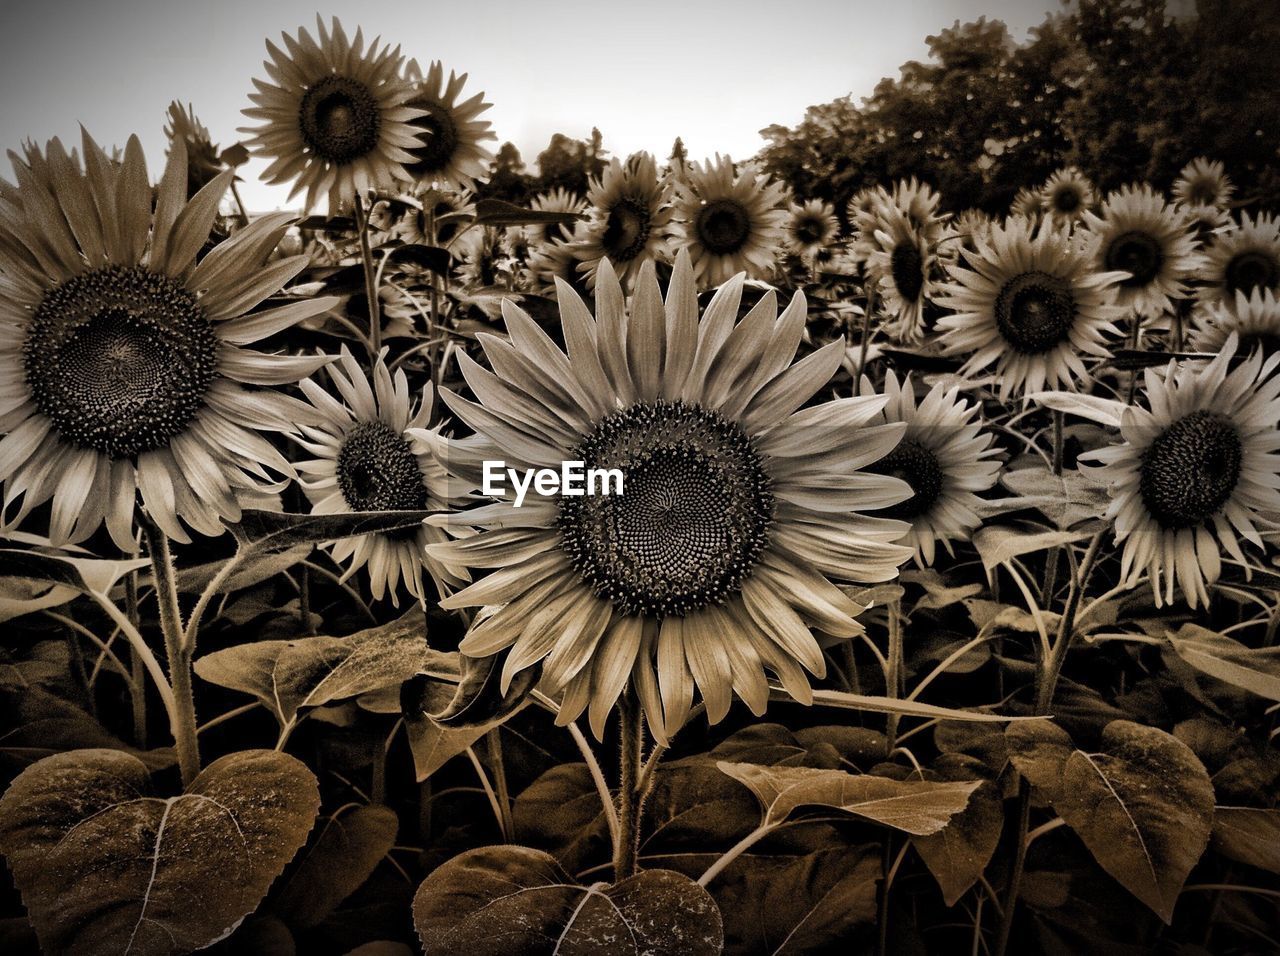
[{"xmin": 759, "ymin": 0, "xmax": 1280, "ymax": 215}]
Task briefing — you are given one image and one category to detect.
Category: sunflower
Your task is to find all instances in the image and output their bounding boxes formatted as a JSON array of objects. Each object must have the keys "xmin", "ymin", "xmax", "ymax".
[
  {"xmin": 1010, "ymin": 186, "xmax": 1046, "ymax": 220},
  {"xmin": 785, "ymin": 199, "xmax": 838, "ymax": 260},
  {"xmin": 526, "ymin": 237, "xmax": 582, "ymax": 294},
  {"xmin": 523, "ymin": 188, "xmax": 587, "ymax": 247},
  {"xmin": 1040, "ymin": 166, "xmax": 1095, "ymax": 225},
  {"xmin": 292, "ymin": 349, "xmax": 468, "ymax": 604},
  {"xmin": 242, "ymin": 16, "xmax": 424, "ymax": 211},
  {"xmin": 573, "ymin": 153, "xmax": 673, "ymax": 291},
  {"xmin": 164, "ymin": 101, "xmax": 224, "ymax": 198},
  {"xmin": 1196, "ymin": 212, "xmax": 1280, "ymax": 308},
  {"xmin": 1180, "ymin": 203, "xmax": 1233, "ymax": 246},
  {"xmin": 0, "ymin": 132, "xmax": 335, "ymax": 548},
  {"xmin": 952, "ymin": 209, "xmax": 993, "ymax": 252},
  {"xmin": 1190, "ymin": 289, "xmax": 1280, "ymax": 356},
  {"xmin": 1081, "ymin": 336, "xmax": 1280, "ymax": 608},
  {"xmin": 858, "ymin": 371, "xmax": 1001, "ymax": 565},
  {"xmin": 1082, "ymin": 184, "xmax": 1200, "ymax": 317},
  {"xmin": 1173, "ymin": 157, "xmax": 1234, "ymax": 210},
  {"xmin": 936, "ymin": 218, "xmax": 1127, "ymax": 400},
  {"xmin": 402, "ymin": 59, "xmax": 496, "ymax": 190},
  {"xmin": 672, "ymin": 155, "xmax": 788, "ymax": 288},
  {"xmin": 863, "ymin": 204, "xmax": 948, "ymax": 345},
  {"xmin": 852, "ymin": 179, "xmax": 944, "ymax": 263},
  {"xmin": 394, "ymin": 187, "xmax": 476, "ymax": 246},
  {"xmin": 419, "ymin": 252, "xmax": 913, "ymax": 741}
]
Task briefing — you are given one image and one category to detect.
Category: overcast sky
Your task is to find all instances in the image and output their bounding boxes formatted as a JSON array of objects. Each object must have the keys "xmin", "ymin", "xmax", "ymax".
[{"xmin": 0, "ymin": 0, "xmax": 1058, "ymax": 210}]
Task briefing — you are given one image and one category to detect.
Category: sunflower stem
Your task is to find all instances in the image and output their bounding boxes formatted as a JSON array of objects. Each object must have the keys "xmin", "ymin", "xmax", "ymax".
[
  {"xmin": 139, "ymin": 515, "xmax": 201, "ymax": 787},
  {"xmin": 486, "ymin": 729, "xmax": 514, "ymax": 841},
  {"xmin": 614, "ymin": 688, "xmax": 644, "ymax": 881},
  {"xmin": 126, "ymin": 568, "xmax": 146, "ymax": 746},
  {"xmin": 884, "ymin": 597, "xmax": 904, "ymax": 756},
  {"xmin": 1126, "ymin": 310, "xmax": 1143, "ymax": 403},
  {"xmin": 353, "ymin": 193, "xmax": 383, "ymax": 363},
  {"xmin": 1042, "ymin": 411, "xmax": 1066, "ymax": 598},
  {"xmin": 855, "ymin": 284, "xmax": 877, "ymax": 383},
  {"xmin": 994, "ymin": 531, "xmax": 1105, "ymax": 956}
]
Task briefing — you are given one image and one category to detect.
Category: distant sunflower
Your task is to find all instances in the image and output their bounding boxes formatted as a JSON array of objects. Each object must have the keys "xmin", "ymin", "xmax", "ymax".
[
  {"xmin": 859, "ymin": 371, "xmax": 1001, "ymax": 566},
  {"xmin": 863, "ymin": 205, "xmax": 946, "ymax": 345},
  {"xmin": 1180, "ymin": 203, "xmax": 1233, "ymax": 246},
  {"xmin": 164, "ymin": 101, "xmax": 223, "ymax": 197},
  {"xmin": 394, "ymin": 187, "xmax": 475, "ymax": 246},
  {"xmin": 293, "ymin": 349, "xmax": 468, "ymax": 604},
  {"xmin": 524, "ymin": 188, "xmax": 586, "ymax": 247},
  {"xmin": 0, "ymin": 133, "xmax": 335, "ymax": 548},
  {"xmin": 785, "ymin": 199, "xmax": 838, "ymax": 259},
  {"xmin": 1082, "ymin": 337, "xmax": 1280, "ymax": 608},
  {"xmin": 1190, "ymin": 289, "xmax": 1280, "ymax": 356},
  {"xmin": 952, "ymin": 209, "xmax": 993, "ymax": 252},
  {"xmin": 937, "ymin": 218, "xmax": 1127, "ymax": 400},
  {"xmin": 1173, "ymin": 157, "xmax": 1234, "ymax": 210},
  {"xmin": 242, "ymin": 17, "xmax": 423, "ymax": 211},
  {"xmin": 1040, "ymin": 166, "xmax": 1095, "ymax": 224},
  {"xmin": 673, "ymin": 155, "xmax": 788, "ymax": 287},
  {"xmin": 852, "ymin": 179, "xmax": 944, "ymax": 263},
  {"xmin": 421, "ymin": 252, "xmax": 913, "ymax": 741},
  {"xmin": 1082, "ymin": 185, "xmax": 1200, "ymax": 317},
  {"xmin": 526, "ymin": 237, "xmax": 582, "ymax": 293},
  {"xmin": 403, "ymin": 59, "xmax": 496, "ymax": 190},
  {"xmin": 573, "ymin": 153, "xmax": 673, "ymax": 291},
  {"xmin": 1196, "ymin": 212, "xmax": 1280, "ymax": 308},
  {"xmin": 1010, "ymin": 186, "xmax": 1046, "ymax": 220}
]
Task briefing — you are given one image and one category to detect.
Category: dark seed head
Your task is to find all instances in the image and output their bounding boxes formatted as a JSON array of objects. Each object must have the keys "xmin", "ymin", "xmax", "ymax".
[
  {"xmin": 1139, "ymin": 410, "xmax": 1242, "ymax": 529},
  {"xmin": 695, "ymin": 199, "xmax": 752, "ymax": 255},
  {"xmin": 793, "ymin": 215, "xmax": 826, "ymax": 247},
  {"xmin": 864, "ymin": 438, "xmax": 944, "ymax": 520},
  {"xmin": 557, "ymin": 400, "xmax": 774, "ymax": 618},
  {"xmin": 336, "ymin": 420, "xmax": 430, "ymax": 532},
  {"xmin": 1105, "ymin": 230, "xmax": 1165, "ymax": 288},
  {"xmin": 1225, "ymin": 249, "xmax": 1280, "ymax": 298},
  {"xmin": 407, "ymin": 99, "xmax": 460, "ymax": 179},
  {"xmin": 601, "ymin": 198, "xmax": 652, "ymax": 263},
  {"xmin": 993, "ymin": 271, "xmax": 1078, "ymax": 355},
  {"xmin": 1050, "ymin": 186, "xmax": 1082, "ymax": 214},
  {"xmin": 890, "ymin": 239, "xmax": 926, "ymax": 303},
  {"xmin": 24, "ymin": 265, "xmax": 218, "ymax": 459},
  {"xmin": 298, "ymin": 75, "xmax": 382, "ymax": 165}
]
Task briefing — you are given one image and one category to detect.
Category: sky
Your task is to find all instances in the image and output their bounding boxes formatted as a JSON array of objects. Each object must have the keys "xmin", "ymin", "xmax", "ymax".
[{"xmin": 0, "ymin": 0, "xmax": 1058, "ymax": 210}]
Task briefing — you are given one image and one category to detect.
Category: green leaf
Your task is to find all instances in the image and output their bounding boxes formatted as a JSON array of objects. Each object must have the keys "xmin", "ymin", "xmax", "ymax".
[
  {"xmin": 0, "ymin": 576, "xmax": 79, "ymax": 623},
  {"xmin": 194, "ymin": 609, "xmax": 439, "ymax": 726},
  {"xmin": 717, "ymin": 761, "xmax": 979, "ymax": 835},
  {"xmin": 229, "ymin": 509, "xmax": 439, "ymax": 555},
  {"xmin": 175, "ymin": 544, "xmax": 312, "ymax": 594},
  {"xmin": 1025, "ymin": 391, "xmax": 1129, "ymax": 427},
  {"xmin": 910, "ymin": 760, "xmax": 1003, "ymax": 906},
  {"xmin": 272, "ymin": 805, "xmax": 399, "ymax": 930},
  {"xmin": 807, "ymin": 688, "xmax": 1039, "ymax": 723},
  {"xmin": 384, "ymin": 243, "xmax": 452, "ymax": 275},
  {"xmin": 997, "ymin": 466, "xmax": 1112, "ymax": 529},
  {"xmin": 1167, "ymin": 623, "xmax": 1280, "ymax": 702},
  {"xmin": 473, "ymin": 198, "xmax": 583, "ymax": 227},
  {"xmin": 0, "ymin": 548, "xmax": 149, "ymax": 596},
  {"xmin": 1007, "ymin": 719, "xmax": 1214, "ymax": 922},
  {"xmin": 1211, "ymin": 806, "xmax": 1280, "ymax": 874},
  {"xmin": 427, "ymin": 649, "xmax": 540, "ymax": 728},
  {"xmin": 218, "ymin": 142, "xmax": 250, "ymax": 167},
  {"xmin": 511, "ymin": 763, "xmax": 612, "ymax": 871},
  {"xmin": 0, "ymin": 748, "xmax": 319, "ymax": 956},
  {"xmin": 971, "ymin": 523, "xmax": 1093, "ymax": 574},
  {"xmin": 412, "ymin": 845, "xmax": 723, "ymax": 955}
]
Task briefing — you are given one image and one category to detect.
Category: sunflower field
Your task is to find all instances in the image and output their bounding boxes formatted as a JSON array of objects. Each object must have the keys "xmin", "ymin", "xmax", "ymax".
[{"xmin": 1, "ymin": 4, "xmax": 1280, "ymax": 955}]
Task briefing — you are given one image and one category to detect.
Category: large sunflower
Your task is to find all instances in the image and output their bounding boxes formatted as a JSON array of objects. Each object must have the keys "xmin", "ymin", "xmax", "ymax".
[
  {"xmin": 863, "ymin": 204, "xmax": 948, "ymax": 345},
  {"xmin": 573, "ymin": 153, "xmax": 673, "ymax": 291},
  {"xmin": 858, "ymin": 371, "xmax": 1000, "ymax": 566},
  {"xmin": 1173, "ymin": 157, "xmax": 1234, "ymax": 210},
  {"xmin": 936, "ymin": 218, "xmax": 1126, "ymax": 400},
  {"xmin": 672, "ymin": 155, "xmax": 788, "ymax": 288},
  {"xmin": 403, "ymin": 59, "xmax": 496, "ymax": 190},
  {"xmin": 1040, "ymin": 166, "xmax": 1095, "ymax": 225},
  {"xmin": 1196, "ymin": 212, "xmax": 1280, "ymax": 308},
  {"xmin": 1081, "ymin": 336, "xmax": 1280, "ymax": 608},
  {"xmin": 1190, "ymin": 289, "xmax": 1280, "ymax": 356},
  {"xmin": 419, "ymin": 252, "xmax": 913, "ymax": 741},
  {"xmin": 0, "ymin": 133, "xmax": 335, "ymax": 548},
  {"xmin": 292, "ymin": 349, "xmax": 469, "ymax": 604},
  {"xmin": 242, "ymin": 17, "xmax": 424, "ymax": 211},
  {"xmin": 1082, "ymin": 184, "xmax": 1201, "ymax": 317}
]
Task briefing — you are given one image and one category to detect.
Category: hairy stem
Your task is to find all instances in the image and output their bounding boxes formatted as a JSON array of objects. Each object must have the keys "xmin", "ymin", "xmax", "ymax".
[
  {"xmin": 353, "ymin": 193, "xmax": 383, "ymax": 362},
  {"xmin": 614, "ymin": 689, "xmax": 644, "ymax": 881}
]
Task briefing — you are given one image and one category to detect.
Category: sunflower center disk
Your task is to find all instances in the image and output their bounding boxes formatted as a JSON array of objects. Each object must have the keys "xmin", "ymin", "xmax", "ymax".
[
  {"xmin": 1226, "ymin": 250, "xmax": 1280, "ymax": 298},
  {"xmin": 795, "ymin": 218, "xmax": 825, "ymax": 245},
  {"xmin": 557, "ymin": 401, "xmax": 774, "ymax": 618},
  {"xmin": 23, "ymin": 266, "xmax": 218, "ymax": 459},
  {"xmin": 1052, "ymin": 187, "xmax": 1081, "ymax": 213},
  {"xmin": 890, "ymin": 240, "xmax": 926, "ymax": 302},
  {"xmin": 865, "ymin": 438, "xmax": 943, "ymax": 520},
  {"xmin": 299, "ymin": 75, "xmax": 381, "ymax": 164},
  {"xmin": 994, "ymin": 270, "xmax": 1077, "ymax": 354},
  {"xmin": 602, "ymin": 198, "xmax": 652, "ymax": 262},
  {"xmin": 408, "ymin": 101, "xmax": 461, "ymax": 177},
  {"xmin": 337, "ymin": 421, "xmax": 429, "ymax": 519},
  {"xmin": 1106, "ymin": 230, "xmax": 1165, "ymax": 287},
  {"xmin": 696, "ymin": 199, "xmax": 751, "ymax": 255},
  {"xmin": 1139, "ymin": 410, "xmax": 1243, "ymax": 529}
]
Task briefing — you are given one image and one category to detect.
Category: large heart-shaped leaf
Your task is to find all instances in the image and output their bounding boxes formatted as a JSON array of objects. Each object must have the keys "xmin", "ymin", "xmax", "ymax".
[
  {"xmin": 718, "ymin": 762, "xmax": 979, "ymax": 835},
  {"xmin": 412, "ymin": 845, "xmax": 722, "ymax": 955},
  {"xmin": 1006, "ymin": 719, "xmax": 1214, "ymax": 922},
  {"xmin": 1211, "ymin": 806, "xmax": 1280, "ymax": 874},
  {"xmin": 195, "ymin": 609, "xmax": 446, "ymax": 727},
  {"xmin": 998, "ymin": 466, "xmax": 1112, "ymax": 529},
  {"xmin": 1166, "ymin": 623, "xmax": 1280, "ymax": 702},
  {"xmin": 0, "ymin": 748, "xmax": 319, "ymax": 955},
  {"xmin": 910, "ymin": 758, "xmax": 1003, "ymax": 906}
]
